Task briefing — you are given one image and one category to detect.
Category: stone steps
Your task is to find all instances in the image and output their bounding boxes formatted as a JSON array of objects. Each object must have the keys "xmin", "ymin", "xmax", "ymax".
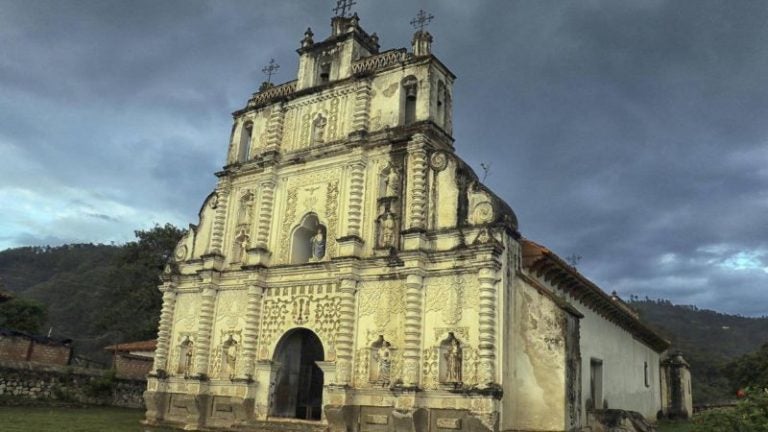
[{"xmin": 238, "ymin": 419, "xmax": 327, "ymax": 432}]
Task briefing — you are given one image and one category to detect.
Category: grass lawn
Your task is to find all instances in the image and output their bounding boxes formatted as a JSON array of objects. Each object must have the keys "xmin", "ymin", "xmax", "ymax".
[
  {"xmin": 0, "ymin": 406, "xmax": 175, "ymax": 432},
  {"xmin": 658, "ymin": 419, "xmax": 696, "ymax": 432}
]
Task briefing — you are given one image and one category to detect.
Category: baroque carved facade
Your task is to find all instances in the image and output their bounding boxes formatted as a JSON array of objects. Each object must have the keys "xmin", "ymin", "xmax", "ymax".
[{"xmin": 145, "ymin": 12, "xmax": 672, "ymax": 432}]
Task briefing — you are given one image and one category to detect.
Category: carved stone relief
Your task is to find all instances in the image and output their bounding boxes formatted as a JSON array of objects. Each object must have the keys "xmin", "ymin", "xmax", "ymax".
[{"xmin": 425, "ymin": 274, "xmax": 477, "ymax": 324}]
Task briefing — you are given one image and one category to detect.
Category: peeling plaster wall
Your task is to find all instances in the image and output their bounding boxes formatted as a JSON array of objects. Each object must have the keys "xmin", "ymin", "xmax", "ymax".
[{"xmin": 503, "ymin": 277, "xmax": 569, "ymax": 431}]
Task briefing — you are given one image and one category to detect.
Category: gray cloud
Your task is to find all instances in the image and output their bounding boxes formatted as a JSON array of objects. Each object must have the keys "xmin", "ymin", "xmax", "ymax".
[{"xmin": 1, "ymin": 0, "xmax": 766, "ymax": 316}]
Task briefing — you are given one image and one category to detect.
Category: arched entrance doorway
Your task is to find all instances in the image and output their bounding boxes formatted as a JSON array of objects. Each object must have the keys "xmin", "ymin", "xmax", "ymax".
[{"xmin": 269, "ymin": 328, "xmax": 324, "ymax": 421}]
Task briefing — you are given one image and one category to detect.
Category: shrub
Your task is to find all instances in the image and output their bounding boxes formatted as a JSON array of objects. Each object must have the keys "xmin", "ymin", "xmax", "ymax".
[{"xmin": 694, "ymin": 388, "xmax": 768, "ymax": 431}]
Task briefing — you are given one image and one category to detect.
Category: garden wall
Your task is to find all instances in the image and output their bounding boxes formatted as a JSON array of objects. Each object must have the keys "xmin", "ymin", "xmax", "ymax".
[{"xmin": 0, "ymin": 360, "xmax": 146, "ymax": 408}]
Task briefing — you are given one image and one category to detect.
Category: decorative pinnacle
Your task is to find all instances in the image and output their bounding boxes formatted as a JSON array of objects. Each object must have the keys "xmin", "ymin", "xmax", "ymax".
[
  {"xmin": 410, "ymin": 9, "xmax": 434, "ymax": 32},
  {"xmin": 333, "ymin": 0, "xmax": 357, "ymax": 18},
  {"xmin": 261, "ymin": 59, "xmax": 280, "ymax": 84}
]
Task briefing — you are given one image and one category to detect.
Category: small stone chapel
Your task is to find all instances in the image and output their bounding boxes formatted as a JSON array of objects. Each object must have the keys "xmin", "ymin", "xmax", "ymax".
[{"xmin": 144, "ymin": 9, "xmax": 688, "ymax": 432}]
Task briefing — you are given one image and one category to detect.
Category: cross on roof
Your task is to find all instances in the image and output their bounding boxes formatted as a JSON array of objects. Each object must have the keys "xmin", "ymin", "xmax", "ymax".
[
  {"xmin": 410, "ymin": 9, "xmax": 434, "ymax": 32},
  {"xmin": 261, "ymin": 59, "xmax": 280, "ymax": 83},
  {"xmin": 333, "ymin": 0, "xmax": 357, "ymax": 18}
]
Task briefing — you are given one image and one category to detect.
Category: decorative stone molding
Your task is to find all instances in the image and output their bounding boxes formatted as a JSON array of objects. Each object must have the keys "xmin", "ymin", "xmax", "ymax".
[
  {"xmin": 208, "ymin": 186, "xmax": 230, "ymax": 255},
  {"xmin": 264, "ymin": 103, "xmax": 286, "ymax": 152},
  {"xmin": 351, "ymin": 79, "xmax": 372, "ymax": 133},
  {"xmin": 193, "ymin": 286, "xmax": 218, "ymax": 377},
  {"xmin": 255, "ymin": 179, "xmax": 276, "ymax": 249},
  {"xmin": 477, "ymin": 266, "xmax": 499, "ymax": 386},
  {"xmin": 403, "ymin": 272, "xmax": 424, "ymax": 386},
  {"xmin": 153, "ymin": 286, "xmax": 177, "ymax": 373},
  {"xmin": 238, "ymin": 284, "xmax": 264, "ymax": 379}
]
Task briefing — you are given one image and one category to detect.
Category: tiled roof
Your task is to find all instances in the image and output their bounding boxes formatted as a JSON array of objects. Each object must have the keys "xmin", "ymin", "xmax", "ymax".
[{"xmin": 104, "ymin": 339, "xmax": 157, "ymax": 352}]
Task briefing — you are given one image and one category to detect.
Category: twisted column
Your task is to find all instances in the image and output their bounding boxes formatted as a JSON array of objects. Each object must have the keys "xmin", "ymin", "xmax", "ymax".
[
  {"xmin": 478, "ymin": 266, "xmax": 500, "ymax": 386},
  {"xmin": 407, "ymin": 135, "xmax": 428, "ymax": 230},
  {"xmin": 336, "ymin": 278, "xmax": 358, "ymax": 385},
  {"xmin": 255, "ymin": 180, "xmax": 276, "ymax": 248},
  {"xmin": 346, "ymin": 161, "xmax": 366, "ymax": 238},
  {"xmin": 238, "ymin": 284, "xmax": 264, "ymax": 379},
  {"xmin": 403, "ymin": 273, "xmax": 424, "ymax": 386},
  {"xmin": 209, "ymin": 187, "xmax": 230, "ymax": 255},
  {"xmin": 351, "ymin": 79, "xmax": 372, "ymax": 133},
  {"xmin": 193, "ymin": 286, "xmax": 217, "ymax": 377},
  {"xmin": 152, "ymin": 286, "xmax": 176, "ymax": 373}
]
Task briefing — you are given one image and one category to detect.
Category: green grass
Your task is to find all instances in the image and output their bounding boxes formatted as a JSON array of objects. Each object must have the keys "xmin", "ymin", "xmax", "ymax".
[
  {"xmin": 658, "ymin": 419, "xmax": 696, "ymax": 432},
  {"xmin": 0, "ymin": 406, "xmax": 175, "ymax": 432}
]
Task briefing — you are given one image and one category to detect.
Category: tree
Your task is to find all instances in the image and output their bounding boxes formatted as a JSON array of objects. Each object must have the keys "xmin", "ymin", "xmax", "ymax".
[{"xmin": 0, "ymin": 297, "xmax": 47, "ymax": 333}]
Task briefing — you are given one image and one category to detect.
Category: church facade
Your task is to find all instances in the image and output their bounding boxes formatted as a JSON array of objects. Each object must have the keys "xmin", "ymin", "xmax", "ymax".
[{"xmin": 144, "ymin": 13, "xmax": 676, "ymax": 432}]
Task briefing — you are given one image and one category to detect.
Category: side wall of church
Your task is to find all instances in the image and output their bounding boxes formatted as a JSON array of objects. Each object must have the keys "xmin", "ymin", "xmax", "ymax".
[{"xmin": 534, "ymin": 279, "xmax": 663, "ymax": 420}]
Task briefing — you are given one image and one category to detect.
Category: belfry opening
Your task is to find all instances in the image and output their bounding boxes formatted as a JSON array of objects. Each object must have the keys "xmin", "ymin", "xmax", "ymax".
[{"xmin": 269, "ymin": 328, "xmax": 324, "ymax": 421}]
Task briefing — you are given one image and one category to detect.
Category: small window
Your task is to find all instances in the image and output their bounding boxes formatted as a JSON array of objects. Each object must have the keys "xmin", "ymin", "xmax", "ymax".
[
  {"xmin": 644, "ymin": 361, "xmax": 650, "ymax": 388},
  {"xmin": 238, "ymin": 122, "xmax": 253, "ymax": 162},
  {"xmin": 402, "ymin": 76, "xmax": 418, "ymax": 125},
  {"xmin": 319, "ymin": 62, "xmax": 331, "ymax": 84}
]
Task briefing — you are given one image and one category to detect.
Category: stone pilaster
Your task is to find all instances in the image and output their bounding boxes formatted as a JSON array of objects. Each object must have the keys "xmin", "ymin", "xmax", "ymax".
[
  {"xmin": 478, "ymin": 266, "xmax": 500, "ymax": 386},
  {"xmin": 209, "ymin": 186, "xmax": 230, "ymax": 255},
  {"xmin": 351, "ymin": 79, "xmax": 372, "ymax": 133},
  {"xmin": 238, "ymin": 284, "xmax": 264, "ymax": 379},
  {"xmin": 153, "ymin": 285, "xmax": 176, "ymax": 373},
  {"xmin": 193, "ymin": 286, "xmax": 217, "ymax": 378},
  {"xmin": 346, "ymin": 161, "xmax": 366, "ymax": 238},
  {"xmin": 335, "ymin": 278, "xmax": 358, "ymax": 385},
  {"xmin": 264, "ymin": 103, "xmax": 285, "ymax": 152},
  {"xmin": 403, "ymin": 272, "xmax": 424, "ymax": 387},
  {"xmin": 255, "ymin": 179, "xmax": 276, "ymax": 249},
  {"xmin": 407, "ymin": 134, "xmax": 428, "ymax": 230}
]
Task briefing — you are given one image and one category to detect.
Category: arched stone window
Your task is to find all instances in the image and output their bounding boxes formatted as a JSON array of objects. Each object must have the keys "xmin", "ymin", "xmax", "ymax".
[
  {"xmin": 238, "ymin": 121, "xmax": 253, "ymax": 162},
  {"xmin": 402, "ymin": 76, "xmax": 418, "ymax": 125},
  {"xmin": 290, "ymin": 213, "xmax": 327, "ymax": 264}
]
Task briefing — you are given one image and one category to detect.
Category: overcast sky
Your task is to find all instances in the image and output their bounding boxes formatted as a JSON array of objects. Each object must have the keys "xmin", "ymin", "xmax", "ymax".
[{"xmin": 1, "ymin": 1, "xmax": 766, "ymax": 316}]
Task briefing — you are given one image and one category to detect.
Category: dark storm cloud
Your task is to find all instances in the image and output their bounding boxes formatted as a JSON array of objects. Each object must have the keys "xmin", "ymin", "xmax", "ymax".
[{"xmin": 1, "ymin": 0, "xmax": 766, "ymax": 315}]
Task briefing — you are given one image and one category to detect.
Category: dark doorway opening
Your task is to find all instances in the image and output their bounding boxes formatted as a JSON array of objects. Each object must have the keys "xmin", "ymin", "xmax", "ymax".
[{"xmin": 270, "ymin": 328, "xmax": 324, "ymax": 421}]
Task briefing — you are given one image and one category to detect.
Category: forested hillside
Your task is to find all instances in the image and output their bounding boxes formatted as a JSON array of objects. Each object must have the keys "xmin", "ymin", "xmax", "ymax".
[
  {"xmin": 0, "ymin": 224, "xmax": 184, "ymax": 364},
  {"xmin": 629, "ymin": 299, "xmax": 768, "ymax": 404}
]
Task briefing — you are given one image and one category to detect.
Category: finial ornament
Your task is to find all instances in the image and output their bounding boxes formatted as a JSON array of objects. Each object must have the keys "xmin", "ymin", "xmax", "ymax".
[
  {"xmin": 410, "ymin": 9, "xmax": 434, "ymax": 32},
  {"xmin": 261, "ymin": 58, "xmax": 280, "ymax": 84},
  {"xmin": 333, "ymin": 0, "xmax": 357, "ymax": 18}
]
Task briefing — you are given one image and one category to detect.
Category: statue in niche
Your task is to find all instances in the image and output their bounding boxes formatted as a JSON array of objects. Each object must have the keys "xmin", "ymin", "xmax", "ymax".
[
  {"xmin": 442, "ymin": 334, "xmax": 463, "ymax": 384},
  {"xmin": 178, "ymin": 337, "xmax": 193, "ymax": 377},
  {"xmin": 222, "ymin": 335, "xmax": 238, "ymax": 379},
  {"xmin": 310, "ymin": 228, "xmax": 326, "ymax": 260},
  {"xmin": 379, "ymin": 212, "xmax": 397, "ymax": 248},
  {"xmin": 383, "ymin": 166, "xmax": 400, "ymax": 197},
  {"xmin": 372, "ymin": 338, "xmax": 392, "ymax": 385},
  {"xmin": 312, "ymin": 115, "xmax": 327, "ymax": 144},
  {"xmin": 232, "ymin": 229, "xmax": 249, "ymax": 263},
  {"xmin": 237, "ymin": 194, "xmax": 253, "ymax": 226}
]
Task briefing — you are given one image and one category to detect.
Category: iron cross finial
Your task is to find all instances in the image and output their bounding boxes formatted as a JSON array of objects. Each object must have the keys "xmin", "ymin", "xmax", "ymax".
[
  {"xmin": 410, "ymin": 9, "xmax": 434, "ymax": 32},
  {"xmin": 261, "ymin": 59, "xmax": 280, "ymax": 83},
  {"xmin": 333, "ymin": 0, "xmax": 357, "ymax": 18}
]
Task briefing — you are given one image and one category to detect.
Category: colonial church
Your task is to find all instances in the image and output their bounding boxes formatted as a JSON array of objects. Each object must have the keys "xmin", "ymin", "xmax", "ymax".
[{"xmin": 144, "ymin": 10, "xmax": 689, "ymax": 432}]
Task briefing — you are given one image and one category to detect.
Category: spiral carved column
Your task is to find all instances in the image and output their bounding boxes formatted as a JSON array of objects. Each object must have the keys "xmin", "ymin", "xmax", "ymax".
[
  {"xmin": 193, "ymin": 286, "xmax": 217, "ymax": 377},
  {"xmin": 478, "ymin": 266, "xmax": 500, "ymax": 386},
  {"xmin": 407, "ymin": 135, "xmax": 428, "ymax": 230},
  {"xmin": 209, "ymin": 187, "xmax": 230, "ymax": 255},
  {"xmin": 264, "ymin": 104, "xmax": 285, "ymax": 151},
  {"xmin": 336, "ymin": 278, "xmax": 358, "ymax": 385},
  {"xmin": 153, "ymin": 286, "xmax": 176, "ymax": 373},
  {"xmin": 403, "ymin": 273, "xmax": 424, "ymax": 386},
  {"xmin": 351, "ymin": 79, "xmax": 372, "ymax": 133},
  {"xmin": 255, "ymin": 180, "xmax": 276, "ymax": 249},
  {"xmin": 238, "ymin": 284, "xmax": 264, "ymax": 379}
]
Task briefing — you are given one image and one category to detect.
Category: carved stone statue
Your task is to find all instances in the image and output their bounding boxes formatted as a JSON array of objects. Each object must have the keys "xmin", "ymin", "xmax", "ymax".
[
  {"xmin": 380, "ymin": 212, "xmax": 396, "ymax": 248},
  {"xmin": 313, "ymin": 115, "xmax": 327, "ymax": 144},
  {"xmin": 311, "ymin": 228, "xmax": 326, "ymax": 260},
  {"xmin": 376, "ymin": 342, "xmax": 392, "ymax": 384},
  {"xmin": 233, "ymin": 229, "xmax": 249, "ymax": 263},
  {"xmin": 444, "ymin": 337, "xmax": 462, "ymax": 383},
  {"xmin": 384, "ymin": 168, "xmax": 400, "ymax": 197},
  {"xmin": 224, "ymin": 335, "xmax": 238, "ymax": 378}
]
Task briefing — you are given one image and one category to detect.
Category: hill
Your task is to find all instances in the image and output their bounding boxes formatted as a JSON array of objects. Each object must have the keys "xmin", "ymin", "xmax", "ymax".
[
  {"xmin": 0, "ymin": 224, "xmax": 184, "ymax": 364},
  {"xmin": 629, "ymin": 298, "xmax": 768, "ymax": 403}
]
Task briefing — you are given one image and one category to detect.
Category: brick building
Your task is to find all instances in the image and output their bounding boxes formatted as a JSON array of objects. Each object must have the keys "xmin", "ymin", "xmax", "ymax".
[
  {"xmin": 0, "ymin": 328, "xmax": 72, "ymax": 366},
  {"xmin": 105, "ymin": 339, "xmax": 156, "ymax": 380}
]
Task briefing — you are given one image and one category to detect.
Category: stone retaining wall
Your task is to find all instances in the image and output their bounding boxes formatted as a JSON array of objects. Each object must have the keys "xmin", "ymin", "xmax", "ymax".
[{"xmin": 0, "ymin": 360, "xmax": 146, "ymax": 408}]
